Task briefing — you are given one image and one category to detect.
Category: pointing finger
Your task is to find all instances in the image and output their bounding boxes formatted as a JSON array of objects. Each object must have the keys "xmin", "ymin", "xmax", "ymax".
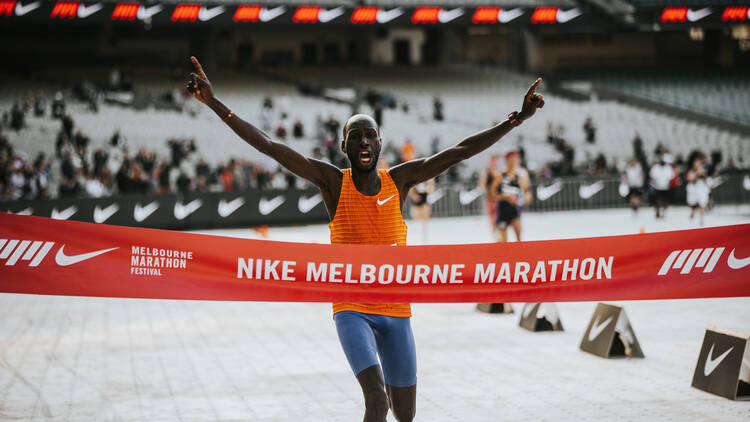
[
  {"xmin": 526, "ymin": 77, "xmax": 542, "ymax": 98},
  {"xmin": 190, "ymin": 56, "xmax": 207, "ymax": 79}
]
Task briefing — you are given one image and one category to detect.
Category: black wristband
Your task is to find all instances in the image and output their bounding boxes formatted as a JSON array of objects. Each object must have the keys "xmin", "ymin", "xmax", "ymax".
[{"xmin": 507, "ymin": 111, "xmax": 522, "ymax": 127}]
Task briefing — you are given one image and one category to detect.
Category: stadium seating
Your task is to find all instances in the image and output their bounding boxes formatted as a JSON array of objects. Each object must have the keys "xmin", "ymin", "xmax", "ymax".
[
  {"xmin": 2, "ymin": 65, "xmax": 748, "ymax": 190},
  {"xmin": 557, "ymin": 68, "xmax": 750, "ymax": 125}
]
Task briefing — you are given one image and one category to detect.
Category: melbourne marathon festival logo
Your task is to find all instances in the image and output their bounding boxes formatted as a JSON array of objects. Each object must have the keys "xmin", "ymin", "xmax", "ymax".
[
  {"xmin": 0, "ymin": 238, "xmax": 117, "ymax": 267},
  {"xmin": 130, "ymin": 245, "xmax": 194, "ymax": 276},
  {"xmin": 657, "ymin": 246, "xmax": 750, "ymax": 275}
]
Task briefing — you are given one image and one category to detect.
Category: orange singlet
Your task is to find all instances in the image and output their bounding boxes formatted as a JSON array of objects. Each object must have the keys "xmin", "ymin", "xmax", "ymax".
[{"xmin": 330, "ymin": 168, "xmax": 410, "ymax": 317}]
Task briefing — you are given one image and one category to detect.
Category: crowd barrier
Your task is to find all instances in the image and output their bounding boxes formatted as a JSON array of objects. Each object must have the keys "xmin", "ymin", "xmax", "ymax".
[{"xmin": 1, "ymin": 174, "xmax": 748, "ymax": 229}]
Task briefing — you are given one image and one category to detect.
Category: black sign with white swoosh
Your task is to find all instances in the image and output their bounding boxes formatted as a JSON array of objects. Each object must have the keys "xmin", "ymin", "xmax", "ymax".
[
  {"xmin": 580, "ymin": 303, "xmax": 644, "ymax": 359},
  {"xmin": 0, "ymin": 189, "xmax": 329, "ymax": 230},
  {"xmin": 691, "ymin": 328, "xmax": 750, "ymax": 400}
]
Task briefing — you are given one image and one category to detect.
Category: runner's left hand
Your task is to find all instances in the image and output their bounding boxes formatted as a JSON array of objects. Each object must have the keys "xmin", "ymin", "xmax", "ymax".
[{"xmin": 519, "ymin": 78, "xmax": 544, "ymax": 120}]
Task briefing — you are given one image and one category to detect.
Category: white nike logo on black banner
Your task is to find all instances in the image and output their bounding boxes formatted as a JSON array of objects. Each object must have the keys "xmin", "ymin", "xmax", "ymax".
[
  {"xmin": 51, "ymin": 206, "xmax": 77, "ymax": 220},
  {"xmin": 174, "ymin": 199, "xmax": 202, "ymax": 220},
  {"xmin": 93, "ymin": 203, "xmax": 119, "ymax": 224},
  {"xmin": 134, "ymin": 201, "xmax": 159, "ymax": 222},
  {"xmin": 77, "ymin": 2, "xmax": 102, "ymax": 18},
  {"xmin": 377, "ymin": 7, "xmax": 403, "ymax": 23},
  {"xmin": 298, "ymin": 193, "xmax": 323, "ymax": 213},
  {"xmin": 579, "ymin": 181, "xmax": 605, "ymax": 200},
  {"xmin": 198, "ymin": 5, "xmax": 224, "ymax": 21},
  {"xmin": 259, "ymin": 195, "xmax": 285, "ymax": 215},
  {"xmin": 459, "ymin": 188, "xmax": 483, "ymax": 205},
  {"xmin": 218, "ymin": 197, "xmax": 245, "ymax": 218},
  {"xmin": 15, "ymin": 1, "xmax": 40, "ymax": 16}
]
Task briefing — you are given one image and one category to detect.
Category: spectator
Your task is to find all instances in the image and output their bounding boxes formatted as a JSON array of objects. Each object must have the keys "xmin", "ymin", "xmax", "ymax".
[
  {"xmin": 433, "ymin": 96, "xmax": 444, "ymax": 121},
  {"xmin": 33, "ymin": 91, "xmax": 46, "ymax": 117},
  {"xmin": 84, "ymin": 171, "xmax": 107, "ymax": 198},
  {"xmin": 650, "ymin": 153, "xmax": 676, "ymax": 219},
  {"xmin": 176, "ymin": 172, "xmax": 192, "ymax": 195},
  {"xmin": 51, "ymin": 92, "xmax": 66, "ymax": 119},
  {"xmin": 59, "ymin": 174, "xmax": 81, "ymax": 198},
  {"xmin": 401, "ymin": 140, "xmax": 416, "ymax": 162},
  {"xmin": 73, "ymin": 130, "xmax": 90, "ymax": 151},
  {"xmin": 10, "ymin": 102, "xmax": 24, "ymax": 131},
  {"xmin": 293, "ymin": 119, "xmax": 304, "ymax": 138},
  {"xmin": 155, "ymin": 161, "xmax": 171, "ymax": 194},
  {"xmin": 623, "ymin": 158, "xmax": 644, "ymax": 214},
  {"xmin": 583, "ymin": 116, "xmax": 596, "ymax": 143},
  {"xmin": 276, "ymin": 124, "xmax": 287, "ymax": 140}
]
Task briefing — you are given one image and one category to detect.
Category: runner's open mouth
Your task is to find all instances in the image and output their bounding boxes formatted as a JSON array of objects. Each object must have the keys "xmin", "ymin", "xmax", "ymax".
[{"xmin": 359, "ymin": 151, "xmax": 372, "ymax": 164}]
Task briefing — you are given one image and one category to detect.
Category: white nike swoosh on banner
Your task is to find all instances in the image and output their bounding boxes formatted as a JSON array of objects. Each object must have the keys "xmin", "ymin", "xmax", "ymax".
[
  {"xmin": 587, "ymin": 315, "xmax": 613, "ymax": 342},
  {"xmin": 137, "ymin": 4, "xmax": 162, "ymax": 20},
  {"xmin": 579, "ymin": 181, "xmax": 605, "ymax": 200},
  {"xmin": 687, "ymin": 7, "xmax": 712, "ymax": 22},
  {"xmin": 174, "ymin": 199, "xmax": 203, "ymax": 220},
  {"xmin": 51, "ymin": 206, "xmax": 77, "ymax": 220},
  {"xmin": 556, "ymin": 8, "xmax": 582, "ymax": 23},
  {"xmin": 536, "ymin": 181, "xmax": 562, "ymax": 201},
  {"xmin": 459, "ymin": 188, "xmax": 483, "ymax": 205},
  {"xmin": 318, "ymin": 7, "xmax": 344, "ymax": 23},
  {"xmin": 218, "ymin": 197, "xmax": 246, "ymax": 218},
  {"xmin": 77, "ymin": 3, "xmax": 102, "ymax": 18},
  {"xmin": 134, "ymin": 201, "xmax": 159, "ymax": 222},
  {"xmin": 15, "ymin": 1, "xmax": 40, "ymax": 16},
  {"xmin": 93, "ymin": 203, "xmax": 119, "ymax": 224},
  {"xmin": 55, "ymin": 245, "xmax": 118, "ymax": 266},
  {"xmin": 9, "ymin": 207, "xmax": 33, "ymax": 215},
  {"xmin": 727, "ymin": 249, "xmax": 750, "ymax": 270},
  {"xmin": 259, "ymin": 6, "xmax": 285, "ymax": 22},
  {"xmin": 377, "ymin": 195, "xmax": 395, "ymax": 206},
  {"xmin": 522, "ymin": 303, "xmax": 537, "ymax": 319},
  {"xmin": 707, "ymin": 176, "xmax": 724, "ymax": 189},
  {"xmin": 437, "ymin": 8, "xmax": 463, "ymax": 23},
  {"xmin": 259, "ymin": 195, "xmax": 285, "ymax": 215},
  {"xmin": 298, "ymin": 193, "xmax": 323, "ymax": 214},
  {"xmin": 498, "ymin": 8, "xmax": 524, "ymax": 23},
  {"xmin": 703, "ymin": 344, "xmax": 733, "ymax": 376},
  {"xmin": 198, "ymin": 5, "xmax": 224, "ymax": 21},
  {"xmin": 377, "ymin": 7, "xmax": 403, "ymax": 23},
  {"xmin": 427, "ymin": 189, "xmax": 444, "ymax": 205},
  {"xmin": 743, "ymin": 175, "xmax": 750, "ymax": 191}
]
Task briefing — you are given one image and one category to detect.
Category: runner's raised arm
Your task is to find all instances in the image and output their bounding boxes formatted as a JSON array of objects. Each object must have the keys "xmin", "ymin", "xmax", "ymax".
[
  {"xmin": 389, "ymin": 78, "xmax": 544, "ymax": 194},
  {"xmin": 186, "ymin": 56, "xmax": 341, "ymax": 190}
]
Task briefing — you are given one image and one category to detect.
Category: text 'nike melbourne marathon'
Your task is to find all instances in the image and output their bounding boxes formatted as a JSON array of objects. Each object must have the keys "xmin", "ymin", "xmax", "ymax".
[{"xmin": 236, "ymin": 256, "xmax": 614, "ymax": 284}]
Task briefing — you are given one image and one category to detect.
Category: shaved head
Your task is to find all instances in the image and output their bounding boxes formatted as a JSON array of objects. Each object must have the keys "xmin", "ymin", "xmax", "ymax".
[{"xmin": 343, "ymin": 114, "xmax": 379, "ymax": 141}]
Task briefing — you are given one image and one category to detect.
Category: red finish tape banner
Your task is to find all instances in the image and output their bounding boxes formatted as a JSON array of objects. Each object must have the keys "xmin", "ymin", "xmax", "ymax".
[{"xmin": 1, "ymin": 213, "xmax": 749, "ymax": 302}]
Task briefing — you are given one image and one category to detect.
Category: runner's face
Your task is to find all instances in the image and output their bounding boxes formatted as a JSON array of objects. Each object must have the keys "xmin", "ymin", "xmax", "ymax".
[
  {"xmin": 343, "ymin": 118, "xmax": 381, "ymax": 171},
  {"xmin": 506, "ymin": 155, "xmax": 520, "ymax": 169}
]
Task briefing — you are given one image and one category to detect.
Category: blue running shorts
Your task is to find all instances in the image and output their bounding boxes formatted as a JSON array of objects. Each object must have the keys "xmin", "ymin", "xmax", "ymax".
[{"xmin": 334, "ymin": 310, "xmax": 417, "ymax": 387}]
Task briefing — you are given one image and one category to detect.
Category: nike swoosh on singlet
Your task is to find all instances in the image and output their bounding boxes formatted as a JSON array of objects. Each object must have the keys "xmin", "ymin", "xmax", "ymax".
[{"xmin": 377, "ymin": 195, "xmax": 395, "ymax": 206}]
